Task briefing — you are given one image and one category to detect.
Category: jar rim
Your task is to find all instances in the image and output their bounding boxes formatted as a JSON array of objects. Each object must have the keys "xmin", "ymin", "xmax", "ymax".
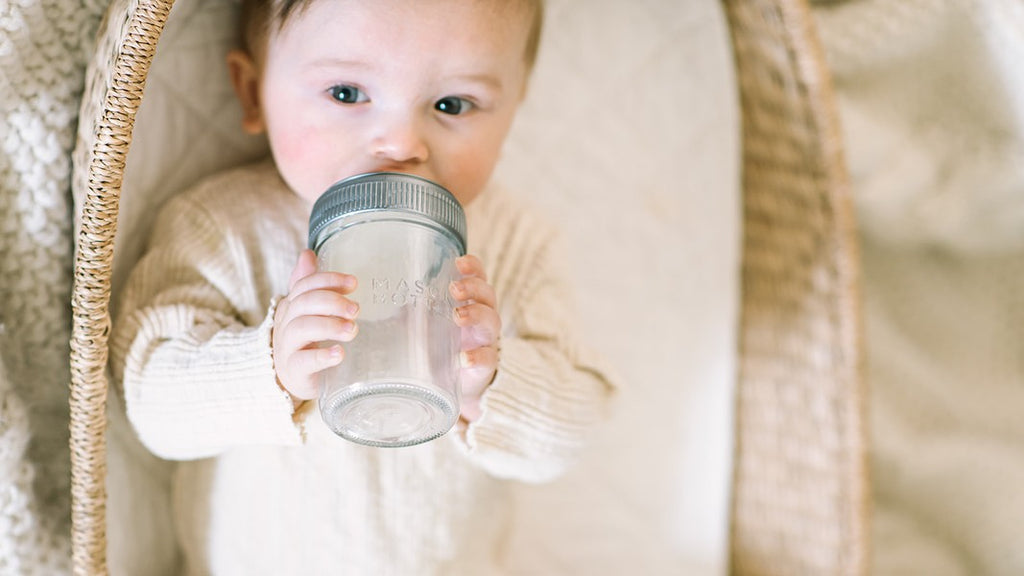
[{"xmin": 308, "ymin": 172, "xmax": 467, "ymax": 254}]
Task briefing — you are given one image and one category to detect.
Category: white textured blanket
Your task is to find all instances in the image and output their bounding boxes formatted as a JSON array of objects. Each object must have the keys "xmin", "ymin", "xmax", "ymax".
[{"xmin": 0, "ymin": 0, "xmax": 107, "ymax": 573}]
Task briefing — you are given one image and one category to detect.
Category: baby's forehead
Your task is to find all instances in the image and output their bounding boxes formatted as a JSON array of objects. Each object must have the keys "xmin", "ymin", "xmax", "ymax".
[
  {"xmin": 246, "ymin": 0, "xmax": 541, "ymax": 67},
  {"xmin": 265, "ymin": 0, "xmax": 534, "ymax": 29}
]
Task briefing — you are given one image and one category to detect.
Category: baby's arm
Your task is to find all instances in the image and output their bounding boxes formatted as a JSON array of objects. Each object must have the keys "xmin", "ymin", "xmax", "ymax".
[
  {"xmin": 111, "ymin": 193, "xmax": 308, "ymax": 460},
  {"xmin": 456, "ymin": 230, "xmax": 617, "ymax": 483}
]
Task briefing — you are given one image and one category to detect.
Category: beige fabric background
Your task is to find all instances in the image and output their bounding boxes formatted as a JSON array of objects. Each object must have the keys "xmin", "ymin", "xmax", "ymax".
[{"xmin": 494, "ymin": 2, "xmax": 739, "ymax": 573}]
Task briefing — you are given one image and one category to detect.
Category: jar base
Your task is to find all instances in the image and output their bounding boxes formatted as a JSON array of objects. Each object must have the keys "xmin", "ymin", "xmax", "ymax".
[{"xmin": 320, "ymin": 381, "xmax": 458, "ymax": 447}]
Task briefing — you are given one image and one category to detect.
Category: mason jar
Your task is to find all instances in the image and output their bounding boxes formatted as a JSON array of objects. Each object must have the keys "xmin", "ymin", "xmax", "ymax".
[{"xmin": 308, "ymin": 172, "xmax": 466, "ymax": 447}]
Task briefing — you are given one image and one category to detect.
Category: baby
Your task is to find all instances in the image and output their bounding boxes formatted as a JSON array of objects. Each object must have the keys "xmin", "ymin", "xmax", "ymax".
[{"xmin": 111, "ymin": 0, "xmax": 615, "ymax": 574}]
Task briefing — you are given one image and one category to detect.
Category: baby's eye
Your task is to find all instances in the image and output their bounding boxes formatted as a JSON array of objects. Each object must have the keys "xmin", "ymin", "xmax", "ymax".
[
  {"xmin": 434, "ymin": 96, "xmax": 473, "ymax": 116},
  {"xmin": 328, "ymin": 84, "xmax": 368, "ymax": 104}
]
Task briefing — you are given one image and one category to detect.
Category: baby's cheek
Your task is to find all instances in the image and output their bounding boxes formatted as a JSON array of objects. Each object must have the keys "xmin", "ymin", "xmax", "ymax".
[
  {"xmin": 445, "ymin": 134, "xmax": 507, "ymax": 206},
  {"xmin": 272, "ymin": 129, "xmax": 305, "ymax": 162},
  {"xmin": 269, "ymin": 128, "xmax": 331, "ymax": 202},
  {"xmin": 447, "ymin": 155, "xmax": 495, "ymax": 206}
]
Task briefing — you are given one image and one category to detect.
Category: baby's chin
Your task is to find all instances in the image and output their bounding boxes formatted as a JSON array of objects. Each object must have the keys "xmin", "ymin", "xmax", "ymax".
[
  {"xmin": 281, "ymin": 175, "xmax": 339, "ymax": 206},
  {"xmin": 293, "ymin": 186, "xmax": 327, "ymax": 206},
  {"xmin": 452, "ymin": 188, "xmax": 484, "ymax": 207},
  {"xmin": 286, "ymin": 169, "xmax": 486, "ymax": 208}
]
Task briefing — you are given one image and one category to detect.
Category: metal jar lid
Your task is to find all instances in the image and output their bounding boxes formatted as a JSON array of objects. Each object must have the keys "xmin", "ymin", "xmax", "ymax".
[{"xmin": 308, "ymin": 172, "xmax": 467, "ymax": 254}]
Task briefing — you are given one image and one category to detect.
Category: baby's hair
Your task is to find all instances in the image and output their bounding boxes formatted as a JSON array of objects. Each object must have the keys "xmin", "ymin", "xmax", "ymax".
[
  {"xmin": 238, "ymin": 0, "xmax": 544, "ymax": 69},
  {"xmin": 237, "ymin": 0, "xmax": 307, "ymax": 59}
]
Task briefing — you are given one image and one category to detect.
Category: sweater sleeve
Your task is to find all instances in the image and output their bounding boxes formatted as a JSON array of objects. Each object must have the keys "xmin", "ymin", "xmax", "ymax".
[
  {"xmin": 109, "ymin": 194, "xmax": 304, "ymax": 461},
  {"xmin": 456, "ymin": 227, "xmax": 617, "ymax": 483}
]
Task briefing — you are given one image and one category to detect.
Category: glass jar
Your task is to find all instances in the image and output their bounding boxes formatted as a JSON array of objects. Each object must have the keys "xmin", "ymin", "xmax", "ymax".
[{"xmin": 308, "ymin": 172, "xmax": 466, "ymax": 447}]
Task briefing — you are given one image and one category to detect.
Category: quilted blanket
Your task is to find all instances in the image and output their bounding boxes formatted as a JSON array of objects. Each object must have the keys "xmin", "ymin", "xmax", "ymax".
[{"xmin": 0, "ymin": 1, "xmax": 108, "ymax": 573}]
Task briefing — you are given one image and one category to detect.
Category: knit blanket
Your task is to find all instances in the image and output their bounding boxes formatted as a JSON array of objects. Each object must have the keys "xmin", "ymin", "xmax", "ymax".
[{"xmin": 0, "ymin": 1, "xmax": 108, "ymax": 573}]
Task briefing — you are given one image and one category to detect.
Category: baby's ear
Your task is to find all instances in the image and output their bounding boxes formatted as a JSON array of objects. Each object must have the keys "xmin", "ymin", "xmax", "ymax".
[{"xmin": 226, "ymin": 49, "xmax": 266, "ymax": 135}]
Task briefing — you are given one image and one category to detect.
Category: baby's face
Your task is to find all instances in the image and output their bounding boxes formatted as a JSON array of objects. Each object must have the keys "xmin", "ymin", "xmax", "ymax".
[{"xmin": 250, "ymin": 0, "xmax": 532, "ymax": 206}]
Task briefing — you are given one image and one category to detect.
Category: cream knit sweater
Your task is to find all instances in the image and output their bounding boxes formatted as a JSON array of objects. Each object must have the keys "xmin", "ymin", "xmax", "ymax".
[{"xmin": 109, "ymin": 161, "xmax": 614, "ymax": 575}]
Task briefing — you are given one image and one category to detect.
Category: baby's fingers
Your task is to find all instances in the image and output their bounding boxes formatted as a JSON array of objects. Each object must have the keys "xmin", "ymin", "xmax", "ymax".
[
  {"xmin": 460, "ymin": 347, "xmax": 498, "ymax": 388},
  {"xmin": 274, "ymin": 315, "xmax": 356, "ymax": 400},
  {"xmin": 459, "ymin": 346, "xmax": 499, "ymax": 422},
  {"xmin": 281, "ymin": 346, "xmax": 344, "ymax": 399},
  {"xmin": 289, "ymin": 271, "xmax": 358, "ymax": 301},
  {"xmin": 281, "ymin": 315, "xmax": 359, "ymax": 347},
  {"xmin": 455, "ymin": 254, "xmax": 487, "ymax": 281},
  {"xmin": 454, "ymin": 303, "xmax": 500, "ymax": 348},
  {"xmin": 283, "ymin": 289, "xmax": 360, "ymax": 326},
  {"xmin": 450, "ymin": 276, "xmax": 496, "ymax": 309},
  {"xmin": 288, "ymin": 249, "xmax": 319, "ymax": 291}
]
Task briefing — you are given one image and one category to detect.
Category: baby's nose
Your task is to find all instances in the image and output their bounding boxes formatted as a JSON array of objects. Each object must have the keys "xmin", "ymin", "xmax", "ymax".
[{"xmin": 371, "ymin": 118, "xmax": 429, "ymax": 165}]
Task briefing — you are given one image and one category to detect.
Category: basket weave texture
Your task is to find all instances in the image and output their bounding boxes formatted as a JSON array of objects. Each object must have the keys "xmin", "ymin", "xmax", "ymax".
[
  {"xmin": 723, "ymin": 1, "xmax": 868, "ymax": 574},
  {"xmin": 70, "ymin": 1, "xmax": 173, "ymax": 574},
  {"xmin": 69, "ymin": 0, "xmax": 867, "ymax": 575}
]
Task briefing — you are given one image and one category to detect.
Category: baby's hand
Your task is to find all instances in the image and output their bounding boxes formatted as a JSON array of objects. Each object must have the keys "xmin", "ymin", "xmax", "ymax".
[
  {"xmin": 272, "ymin": 249, "xmax": 359, "ymax": 406},
  {"xmin": 450, "ymin": 254, "xmax": 502, "ymax": 423}
]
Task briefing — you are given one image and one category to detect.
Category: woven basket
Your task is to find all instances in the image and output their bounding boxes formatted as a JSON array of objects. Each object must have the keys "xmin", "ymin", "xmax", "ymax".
[{"xmin": 69, "ymin": 0, "xmax": 867, "ymax": 574}]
